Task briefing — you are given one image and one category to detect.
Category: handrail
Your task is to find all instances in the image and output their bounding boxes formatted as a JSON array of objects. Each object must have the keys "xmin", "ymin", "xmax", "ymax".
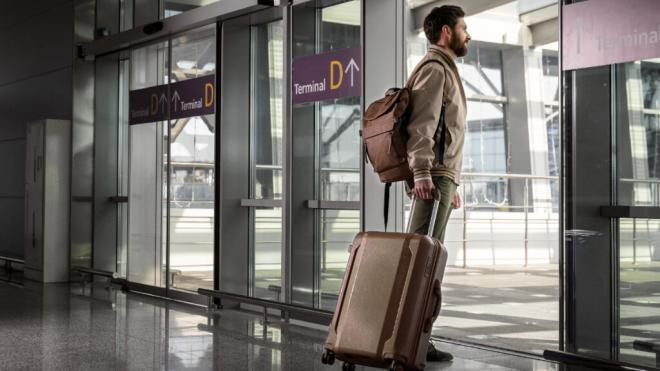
[
  {"xmin": 198, "ymin": 288, "xmax": 333, "ymax": 324},
  {"xmin": 0, "ymin": 256, "xmax": 24, "ymax": 265},
  {"xmin": 601, "ymin": 206, "xmax": 660, "ymax": 219},
  {"xmin": 462, "ymin": 172, "xmax": 558, "ymax": 181},
  {"xmin": 620, "ymin": 177, "xmax": 660, "ymax": 184},
  {"xmin": 543, "ymin": 349, "xmax": 659, "ymax": 371},
  {"xmin": 73, "ymin": 266, "xmax": 122, "ymax": 279},
  {"xmin": 0, "ymin": 255, "xmax": 24, "ymax": 274},
  {"xmin": 72, "ymin": 267, "xmax": 128, "ymax": 291},
  {"xmin": 254, "ymin": 164, "xmax": 562, "ymax": 182}
]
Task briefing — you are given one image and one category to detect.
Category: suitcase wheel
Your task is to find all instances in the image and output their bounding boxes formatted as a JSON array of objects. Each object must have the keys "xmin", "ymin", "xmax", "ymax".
[
  {"xmin": 321, "ymin": 350, "xmax": 335, "ymax": 365},
  {"xmin": 341, "ymin": 362, "xmax": 355, "ymax": 371},
  {"xmin": 389, "ymin": 360, "xmax": 405, "ymax": 371}
]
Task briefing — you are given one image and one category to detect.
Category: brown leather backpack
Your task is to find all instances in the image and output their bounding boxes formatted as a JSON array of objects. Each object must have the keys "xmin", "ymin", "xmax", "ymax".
[
  {"xmin": 362, "ymin": 87, "xmax": 413, "ymax": 183},
  {"xmin": 362, "ymin": 59, "xmax": 446, "ymax": 229}
]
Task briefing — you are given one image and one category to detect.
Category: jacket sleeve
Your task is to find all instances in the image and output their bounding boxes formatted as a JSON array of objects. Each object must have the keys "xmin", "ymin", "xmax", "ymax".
[{"xmin": 406, "ymin": 63, "xmax": 445, "ymax": 181}]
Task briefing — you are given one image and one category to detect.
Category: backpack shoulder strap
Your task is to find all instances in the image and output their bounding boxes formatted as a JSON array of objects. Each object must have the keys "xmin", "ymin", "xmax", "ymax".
[{"xmin": 405, "ymin": 58, "xmax": 450, "ymax": 104}]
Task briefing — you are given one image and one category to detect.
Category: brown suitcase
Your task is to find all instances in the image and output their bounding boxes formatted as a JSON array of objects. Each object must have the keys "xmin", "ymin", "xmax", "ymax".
[{"xmin": 322, "ymin": 198, "xmax": 448, "ymax": 371}]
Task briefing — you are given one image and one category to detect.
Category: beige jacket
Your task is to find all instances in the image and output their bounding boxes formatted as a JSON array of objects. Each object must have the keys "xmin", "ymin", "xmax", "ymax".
[{"xmin": 406, "ymin": 45, "xmax": 467, "ymax": 185}]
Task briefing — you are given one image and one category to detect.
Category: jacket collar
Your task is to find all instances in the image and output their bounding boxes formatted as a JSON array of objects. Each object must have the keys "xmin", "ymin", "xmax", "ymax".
[
  {"xmin": 427, "ymin": 44, "xmax": 457, "ymax": 70},
  {"xmin": 426, "ymin": 44, "xmax": 466, "ymax": 104}
]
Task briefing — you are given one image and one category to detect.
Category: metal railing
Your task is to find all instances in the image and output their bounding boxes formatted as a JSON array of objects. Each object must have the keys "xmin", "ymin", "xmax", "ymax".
[
  {"xmin": 166, "ymin": 168, "xmax": 560, "ymax": 278},
  {"xmin": 618, "ymin": 178, "xmax": 660, "ymax": 265},
  {"xmin": 620, "ymin": 177, "xmax": 660, "ymax": 206},
  {"xmin": 457, "ymin": 172, "xmax": 559, "ymax": 268},
  {"xmin": 0, "ymin": 256, "xmax": 24, "ymax": 275}
]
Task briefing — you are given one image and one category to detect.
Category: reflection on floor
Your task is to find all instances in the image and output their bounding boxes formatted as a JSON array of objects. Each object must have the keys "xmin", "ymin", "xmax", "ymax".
[
  {"xmin": 170, "ymin": 264, "xmax": 561, "ymax": 355},
  {"xmin": 0, "ymin": 278, "xmax": 561, "ymax": 371},
  {"xmin": 620, "ymin": 261, "xmax": 660, "ymax": 366}
]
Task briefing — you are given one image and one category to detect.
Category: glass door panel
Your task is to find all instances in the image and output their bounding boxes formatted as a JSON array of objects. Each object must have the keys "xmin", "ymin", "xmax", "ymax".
[
  {"xmin": 294, "ymin": 0, "xmax": 361, "ymax": 310},
  {"xmin": 168, "ymin": 25, "xmax": 217, "ymax": 292},
  {"xmin": 251, "ymin": 19, "xmax": 284, "ymax": 300},
  {"xmin": 290, "ymin": 0, "xmax": 361, "ymax": 309},
  {"xmin": 617, "ymin": 59, "xmax": 660, "ymax": 366},
  {"xmin": 319, "ymin": 1, "xmax": 361, "ymax": 310},
  {"xmin": 118, "ymin": 56, "xmax": 130, "ymax": 278},
  {"xmin": 128, "ymin": 41, "xmax": 168, "ymax": 287},
  {"xmin": 318, "ymin": 95, "xmax": 361, "ymax": 311}
]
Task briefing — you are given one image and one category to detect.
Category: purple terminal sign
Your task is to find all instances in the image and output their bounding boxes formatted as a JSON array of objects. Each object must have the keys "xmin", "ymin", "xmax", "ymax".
[
  {"xmin": 170, "ymin": 74, "xmax": 215, "ymax": 120},
  {"xmin": 292, "ymin": 47, "xmax": 361, "ymax": 104},
  {"xmin": 129, "ymin": 85, "xmax": 168, "ymax": 124},
  {"xmin": 129, "ymin": 74, "xmax": 216, "ymax": 125},
  {"xmin": 563, "ymin": 0, "xmax": 660, "ymax": 70}
]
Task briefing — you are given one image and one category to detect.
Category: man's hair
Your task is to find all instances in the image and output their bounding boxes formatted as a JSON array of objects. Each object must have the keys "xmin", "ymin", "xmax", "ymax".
[{"xmin": 423, "ymin": 5, "xmax": 465, "ymax": 44}]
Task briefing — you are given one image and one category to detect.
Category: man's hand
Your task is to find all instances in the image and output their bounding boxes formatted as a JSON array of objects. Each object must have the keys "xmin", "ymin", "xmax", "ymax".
[
  {"xmin": 453, "ymin": 191, "xmax": 461, "ymax": 209},
  {"xmin": 413, "ymin": 179, "xmax": 439, "ymax": 200}
]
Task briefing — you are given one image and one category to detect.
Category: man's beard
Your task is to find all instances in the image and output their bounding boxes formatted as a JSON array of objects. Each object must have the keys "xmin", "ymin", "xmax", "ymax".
[{"xmin": 450, "ymin": 33, "xmax": 468, "ymax": 57}]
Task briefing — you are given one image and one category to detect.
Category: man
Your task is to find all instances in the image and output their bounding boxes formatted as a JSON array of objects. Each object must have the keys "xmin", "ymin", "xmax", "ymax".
[{"xmin": 405, "ymin": 5, "xmax": 470, "ymax": 363}]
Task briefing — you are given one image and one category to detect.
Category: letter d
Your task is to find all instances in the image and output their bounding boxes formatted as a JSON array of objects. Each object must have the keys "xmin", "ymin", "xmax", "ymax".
[
  {"xmin": 205, "ymin": 83, "xmax": 215, "ymax": 108},
  {"xmin": 150, "ymin": 94, "xmax": 158, "ymax": 115},
  {"xmin": 330, "ymin": 60, "xmax": 343, "ymax": 90}
]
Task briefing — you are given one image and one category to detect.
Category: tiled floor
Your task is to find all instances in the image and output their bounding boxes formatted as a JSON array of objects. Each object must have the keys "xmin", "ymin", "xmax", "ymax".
[{"xmin": 0, "ymin": 278, "xmax": 561, "ymax": 371}]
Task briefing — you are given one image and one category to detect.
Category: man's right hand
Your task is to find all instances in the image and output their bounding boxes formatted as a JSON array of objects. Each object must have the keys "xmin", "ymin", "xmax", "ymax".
[{"xmin": 413, "ymin": 179, "xmax": 439, "ymax": 200}]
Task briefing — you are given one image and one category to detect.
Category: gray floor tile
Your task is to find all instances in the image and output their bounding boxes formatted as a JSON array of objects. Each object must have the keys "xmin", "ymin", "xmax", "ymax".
[{"xmin": 0, "ymin": 280, "xmax": 563, "ymax": 371}]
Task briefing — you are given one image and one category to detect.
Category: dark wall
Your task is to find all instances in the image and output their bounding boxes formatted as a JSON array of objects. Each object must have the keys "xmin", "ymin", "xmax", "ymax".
[{"xmin": 0, "ymin": 0, "xmax": 74, "ymax": 258}]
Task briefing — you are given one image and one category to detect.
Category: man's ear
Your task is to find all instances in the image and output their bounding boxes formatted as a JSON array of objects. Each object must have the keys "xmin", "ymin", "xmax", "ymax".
[{"xmin": 441, "ymin": 24, "xmax": 452, "ymax": 38}]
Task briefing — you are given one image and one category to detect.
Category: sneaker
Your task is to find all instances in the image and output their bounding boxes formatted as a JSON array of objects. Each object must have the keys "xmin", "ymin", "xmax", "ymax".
[{"xmin": 426, "ymin": 342, "xmax": 454, "ymax": 362}]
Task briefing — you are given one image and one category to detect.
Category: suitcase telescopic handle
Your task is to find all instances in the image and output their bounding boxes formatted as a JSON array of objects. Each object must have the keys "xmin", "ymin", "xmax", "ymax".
[{"xmin": 406, "ymin": 196, "xmax": 441, "ymax": 236}]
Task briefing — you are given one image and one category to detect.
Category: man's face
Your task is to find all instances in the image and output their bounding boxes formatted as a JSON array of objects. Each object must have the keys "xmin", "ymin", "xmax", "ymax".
[{"xmin": 449, "ymin": 18, "xmax": 470, "ymax": 57}]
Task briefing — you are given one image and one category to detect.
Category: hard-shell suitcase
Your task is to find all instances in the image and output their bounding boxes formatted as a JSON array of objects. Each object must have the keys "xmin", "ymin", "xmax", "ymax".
[{"xmin": 322, "ymin": 198, "xmax": 448, "ymax": 371}]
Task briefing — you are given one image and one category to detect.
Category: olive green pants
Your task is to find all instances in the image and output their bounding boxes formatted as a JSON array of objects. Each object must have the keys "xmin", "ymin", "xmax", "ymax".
[{"xmin": 407, "ymin": 176, "xmax": 458, "ymax": 243}]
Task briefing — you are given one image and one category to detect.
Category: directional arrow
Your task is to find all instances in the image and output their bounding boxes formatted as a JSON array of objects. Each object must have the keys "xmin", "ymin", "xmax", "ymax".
[
  {"xmin": 171, "ymin": 90, "xmax": 181, "ymax": 112},
  {"xmin": 159, "ymin": 93, "xmax": 167, "ymax": 113},
  {"xmin": 345, "ymin": 58, "xmax": 360, "ymax": 87}
]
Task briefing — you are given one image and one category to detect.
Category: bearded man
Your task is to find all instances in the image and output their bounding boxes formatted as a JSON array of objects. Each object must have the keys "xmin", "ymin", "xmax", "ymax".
[{"xmin": 405, "ymin": 5, "xmax": 470, "ymax": 363}]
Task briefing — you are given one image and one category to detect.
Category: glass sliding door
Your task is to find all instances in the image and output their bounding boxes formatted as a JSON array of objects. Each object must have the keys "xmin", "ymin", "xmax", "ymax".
[
  {"xmin": 128, "ymin": 40, "xmax": 169, "ymax": 287},
  {"xmin": 168, "ymin": 25, "xmax": 217, "ymax": 292},
  {"xmin": 218, "ymin": 8, "xmax": 283, "ymax": 298},
  {"xmin": 317, "ymin": 2, "xmax": 361, "ymax": 311},
  {"xmin": 250, "ymin": 19, "xmax": 284, "ymax": 300},
  {"xmin": 118, "ymin": 54, "xmax": 130, "ymax": 278},
  {"xmin": 126, "ymin": 24, "xmax": 216, "ymax": 292},
  {"xmin": 291, "ymin": 0, "xmax": 361, "ymax": 310},
  {"xmin": 616, "ymin": 59, "xmax": 660, "ymax": 367}
]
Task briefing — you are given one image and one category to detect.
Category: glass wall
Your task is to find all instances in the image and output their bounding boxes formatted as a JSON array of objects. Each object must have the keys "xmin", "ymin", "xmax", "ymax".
[
  {"xmin": 291, "ymin": 0, "xmax": 361, "ymax": 311},
  {"xmin": 251, "ymin": 20, "xmax": 284, "ymax": 300},
  {"xmin": 543, "ymin": 51, "xmax": 560, "ymax": 210},
  {"xmin": 87, "ymin": 3, "xmax": 567, "ymax": 355},
  {"xmin": 617, "ymin": 59, "xmax": 660, "ymax": 367},
  {"xmin": 406, "ymin": 0, "xmax": 560, "ymax": 353},
  {"xmin": 168, "ymin": 25, "xmax": 216, "ymax": 292},
  {"xmin": 317, "ymin": 1, "xmax": 361, "ymax": 311},
  {"xmin": 124, "ymin": 25, "xmax": 216, "ymax": 292},
  {"xmin": 118, "ymin": 55, "xmax": 130, "ymax": 278},
  {"xmin": 128, "ymin": 40, "xmax": 168, "ymax": 287}
]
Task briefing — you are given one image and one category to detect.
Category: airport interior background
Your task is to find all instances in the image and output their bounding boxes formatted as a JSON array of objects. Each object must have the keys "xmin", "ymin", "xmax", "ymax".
[{"xmin": 1, "ymin": 0, "xmax": 660, "ymax": 369}]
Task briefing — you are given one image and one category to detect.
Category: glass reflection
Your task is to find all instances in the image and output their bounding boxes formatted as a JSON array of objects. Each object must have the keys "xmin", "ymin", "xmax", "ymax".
[
  {"xmin": 617, "ymin": 59, "xmax": 660, "ymax": 368},
  {"xmin": 316, "ymin": 0, "xmax": 361, "ymax": 309},
  {"xmin": 405, "ymin": 1, "xmax": 560, "ymax": 354},
  {"xmin": 128, "ymin": 40, "xmax": 168, "ymax": 287},
  {"xmin": 168, "ymin": 26, "xmax": 216, "ymax": 292},
  {"xmin": 251, "ymin": 20, "xmax": 284, "ymax": 300}
]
